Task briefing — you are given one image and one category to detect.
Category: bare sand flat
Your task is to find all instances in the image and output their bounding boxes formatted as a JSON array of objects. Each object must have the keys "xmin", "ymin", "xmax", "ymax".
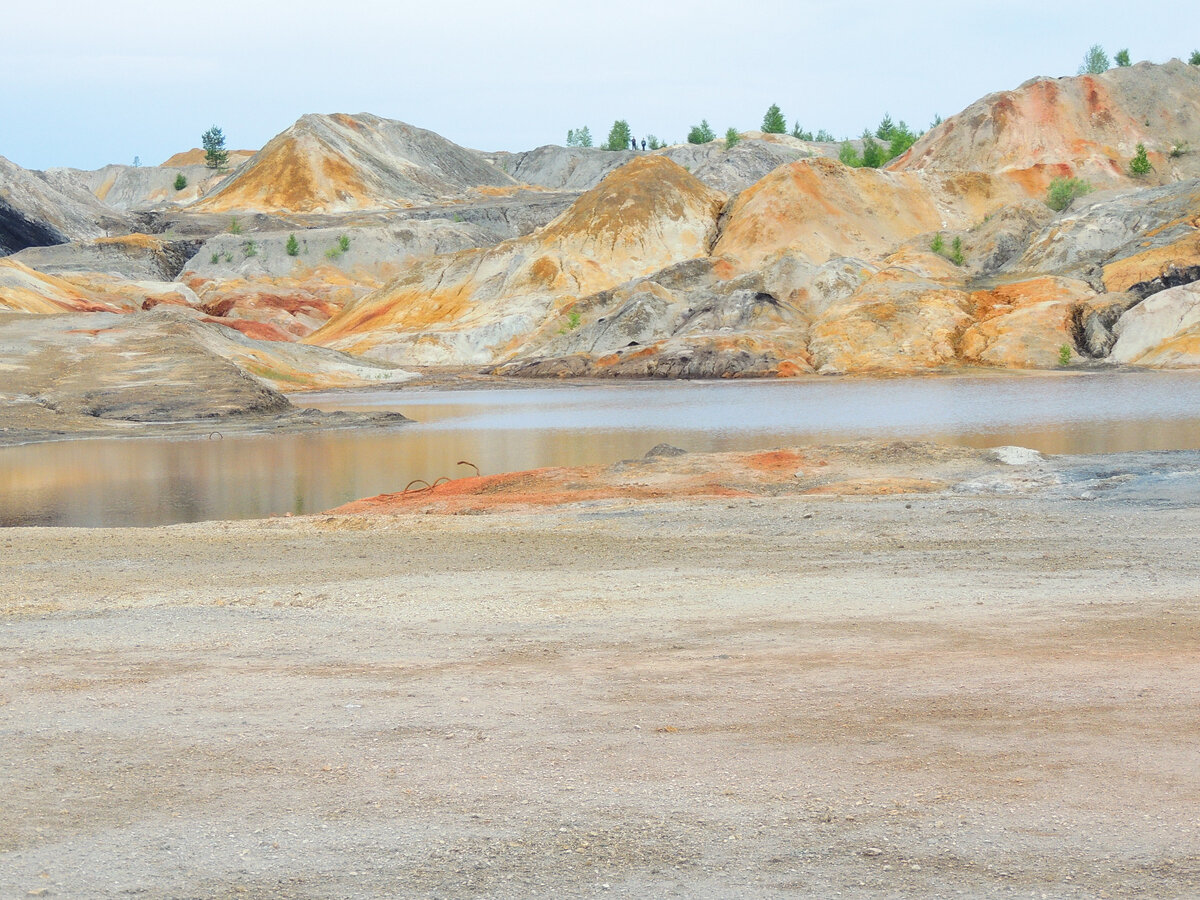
[{"xmin": 2, "ymin": 445, "xmax": 1199, "ymax": 898}]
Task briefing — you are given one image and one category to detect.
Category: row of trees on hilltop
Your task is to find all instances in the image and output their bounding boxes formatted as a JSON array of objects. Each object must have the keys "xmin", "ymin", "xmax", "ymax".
[
  {"xmin": 1079, "ymin": 45, "xmax": 1200, "ymax": 73},
  {"xmin": 566, "ymin": 104, "xmax": 883, "ymax": 153}
]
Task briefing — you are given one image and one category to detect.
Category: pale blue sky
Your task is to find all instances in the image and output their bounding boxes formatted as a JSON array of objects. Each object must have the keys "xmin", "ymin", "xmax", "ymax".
[{"xmin": 1, "ymin": 0, "xmax": 1194, "ymax": 170}]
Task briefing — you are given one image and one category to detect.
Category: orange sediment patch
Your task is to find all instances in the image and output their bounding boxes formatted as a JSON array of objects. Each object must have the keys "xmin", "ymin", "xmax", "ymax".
[
  {"xmin": 326, "ymin": 446, "xmax": 962, "ymax": 516},
  {"xmin": 1102, "ymin": 233, "xmax": 1200, "ymax": 293}
]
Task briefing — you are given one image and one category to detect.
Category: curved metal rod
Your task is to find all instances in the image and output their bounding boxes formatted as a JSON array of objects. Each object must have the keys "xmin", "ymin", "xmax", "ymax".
[{"xmin": 456, "ymin": 460, "xmax": 481, "ymax": 478}]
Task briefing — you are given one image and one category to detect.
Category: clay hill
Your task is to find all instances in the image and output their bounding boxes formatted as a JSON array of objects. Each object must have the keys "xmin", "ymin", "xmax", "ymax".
[
  {"xmin": 192, "ymin": 113, "xmax": 520, "ymax": 214},
  {"xmin": 893, "ymin": 59, "xmax": 1200, "ymax": 188},
  {"xmin": 3, "ymin": 61, "xmax": 1200, "ymax": 435}
]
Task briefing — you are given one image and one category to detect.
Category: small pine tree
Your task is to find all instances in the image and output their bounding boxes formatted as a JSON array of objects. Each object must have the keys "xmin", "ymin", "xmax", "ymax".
[
  {"xmin": 646, "ymin": 135, "xmax": 662, "ymax": 150},
  {"xmin": 930, "ymin": 113, "xmax": 944, "ymax": 128},
  {"xmin": 1115, "ymin": 49, "xmax": 1131, "ymax": 67},
  {"xmin": 286, "ymin": 234, "xmax": 300, "ymax": 257},
  {"xmin": 173, "ymin": 173, "xmax": 187, "ymax": 191},
  {"xmin": 1129, "ymin": 143, "xmax": 1152, "ymax": 175},
  {"xmin": 604, "ymin": 120, "xmax": 632, "ymax": 151},
  {"xmin": 202, "ymin": 125, "xmax": 229, "ymax": 170},
  {"xmin": 761, "ymin": 104, "xmax": 787, "ymax": 134},
  {"xmin": 815, "ymin": 129, "xmax": 834, "ymax": 142},
  {"xmin": 1079, "ymin": 45, "xmax": 1110, "ymax": 75},
  {"xmin": 875, "ymin": 113, "xmax": 895, "ymax": 141},
  {"xmin": 725, "ymin": 127, "xmax": 740, "ymax": 150},
  {"xmin": 338, "ymin": 234, "xmax": 351, "ymax": 252},
  {"xmin": 1190, "ymin": 50, "xmax": 1200, "ymax": 66},
  {"xmin": 950, "ymin": 236, "xmax": 965, "ymax": 266},
  {"xmin": 687, "ymin": 120, "xmax": 715, "ymax": 144},
  {"xmin": 930, "ymin": 233, "xmax": 945, "ymax": 254}
]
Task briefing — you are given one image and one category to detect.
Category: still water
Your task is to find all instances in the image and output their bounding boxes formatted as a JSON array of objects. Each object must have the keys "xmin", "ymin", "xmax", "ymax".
[{"xmin": 3, "ymin": 371, "xmax": 1200, "ymax": 527}]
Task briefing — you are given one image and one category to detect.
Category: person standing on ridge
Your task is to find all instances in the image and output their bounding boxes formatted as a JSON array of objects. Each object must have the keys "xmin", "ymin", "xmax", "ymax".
[
  {"xmin": 631, "ymin": 136, "xmax": 638, "ymax": 151},
  {"xmin": 641, "ymin": 139, "xmax": 647, "ymax": 151}
]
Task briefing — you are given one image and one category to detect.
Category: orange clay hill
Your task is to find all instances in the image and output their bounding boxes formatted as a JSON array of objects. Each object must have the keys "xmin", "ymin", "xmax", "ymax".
[
  {"xmin": 891, "ymin": 59, "xmax": 1200, "ymax": 191},
  {"xmin": 192, "ymin": 113, "xmax": 520, "ymax": 214},
  {"xmin": 304, "ymin": 156, "xmax": 726, "ymax": 365}
]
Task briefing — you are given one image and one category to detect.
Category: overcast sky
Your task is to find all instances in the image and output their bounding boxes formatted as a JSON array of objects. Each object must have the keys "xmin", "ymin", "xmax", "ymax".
[{"xmin": 1, "ymin": 0, "xmax": 1193, "ymax": 170}]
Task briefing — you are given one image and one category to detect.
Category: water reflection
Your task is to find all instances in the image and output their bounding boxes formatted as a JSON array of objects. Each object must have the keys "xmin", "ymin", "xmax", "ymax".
[{"xmin": 3, "ymin": 371, "xmax": 1200, "ymax": 527}]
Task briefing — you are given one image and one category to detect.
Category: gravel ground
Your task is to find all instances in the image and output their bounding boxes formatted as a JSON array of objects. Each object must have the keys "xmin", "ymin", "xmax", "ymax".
[{"xmin": 2, "ymin": 460, "xmax": 1199, "ymax": 898}]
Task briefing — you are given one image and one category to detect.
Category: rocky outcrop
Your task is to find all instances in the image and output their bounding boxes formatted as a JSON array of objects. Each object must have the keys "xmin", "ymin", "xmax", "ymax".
[
  {"xmin": 13, "ymin": 233, "xmax": 202, "ymax": 281},
  {"xmin": 959, "ymin": 277, "xmax": 1097, "ymax": 367},
  {"xmin": 307, "ymin": 156, "xmax": 726, "ymax": 365},
  {"xmin": 1010, "ymin": 180, "xmax": 1200, "ymax": 284},
  {"xmin": 807, "ymin": 252, "xmax": 973, "ymax": 374},
  {"xmin": 893, "ymin": 60, "xmax": 1200, "ymax": 190},
  {"xmin": 193, "ymin": 113, "xmax": 518, "ymax": 214},
  {"xmin": 0, "ymin": 154, "xmax": 126, "ymax": 255},
  {"xmin": 1109, "ymin": 281, "xmax": 1200, "ymax": 366}
]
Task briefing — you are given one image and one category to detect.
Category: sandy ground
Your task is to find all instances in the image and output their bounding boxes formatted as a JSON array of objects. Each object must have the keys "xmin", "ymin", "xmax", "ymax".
[{"xmin": 2, "ymin": 446, "xmax": 1200, "ymax": 898}]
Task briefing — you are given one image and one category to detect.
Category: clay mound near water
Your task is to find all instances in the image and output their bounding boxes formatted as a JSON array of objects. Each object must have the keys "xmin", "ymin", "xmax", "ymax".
[
  {"xmin": 193, "ymin": 113, "xmax": 519, "ymax": 214},
  {"xmin": 307, "ymin": 156, "xmax": 726, "ymax": 365},
  {"xmin": 892, "ymin": 60, "xmax": 1200, "ymax": 190},
  {"xmin": 0, "ymin": 155, "xmax": 127, "ymax": 255}
]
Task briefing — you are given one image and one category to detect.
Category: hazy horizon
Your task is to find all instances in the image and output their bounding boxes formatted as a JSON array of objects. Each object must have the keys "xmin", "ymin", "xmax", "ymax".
[{"xmin": 2, "ymin": 0, "xmax": 1193, "ymax": 171}]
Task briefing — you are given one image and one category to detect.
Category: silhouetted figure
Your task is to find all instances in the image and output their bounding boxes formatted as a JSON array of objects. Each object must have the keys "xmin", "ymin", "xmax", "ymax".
[
  {"xmin": 631, "ymin": 137, "xmax": 638, "ymax": 151},
  {"xmin": 641, "ymin": 139, "xmax": 647, "ymax": 151}
]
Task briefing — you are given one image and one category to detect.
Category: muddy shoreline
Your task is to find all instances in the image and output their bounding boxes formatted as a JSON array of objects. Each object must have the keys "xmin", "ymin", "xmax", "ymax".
[{"xmin": 2, "ymin": 441, "xmax": 1199, "ymax": 897}]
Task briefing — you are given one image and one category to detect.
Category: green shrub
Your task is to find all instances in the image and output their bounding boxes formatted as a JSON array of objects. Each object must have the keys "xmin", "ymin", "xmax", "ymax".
[
  {"xmin": 173, "ymin": 173, "xmax": 187, "ymax": 191},
  {"xmin": 1170, "ymin": 142, "xmax": 1189, "ymax": 158},
  {"xmin": 1190, "ymin": 50, "xmax": 1200, "ymax": 66},
  {"xmin": 838, "ymin": 141, "xmax": 862, "ymax": 167},
  {"xmin": 338, "ymin": 234, "xmax": 351, "ymax": 253},
  {"xmin": 646, "ymin": 134, "xmax": 663, "ymax": 150},
  {"xmin": 325, "ymin": 246, "xmax": 342, "ymax": 260},
  {"xmin": 930, "ymin": 114, "xmax": 944, "ymax": 128},
  {"xmin": 604, "ymin": 119, "xmax": 632, "ymax": 151},
  {"xmin": 1046, "ymin": 176, "xmax": 1093, "ymax": 211},
  {"xmin": 1129, "ymin": 143, "xmax": 1152, "ymax": 175},
  {"xmin": 1115, "ymin": 49, "xmax": 1131, "ymax": 67},
  {"xmin": 725, "ymin": 127, "xmax": 740, "ymax": 150},
  {"xmin": 243, "ymin": 240, "xmax": 257, "ymax": 258},
  {"xmin": 886, "ymin": 121, "xmax": 917, "ymax": 160},
  {"xmin": 791, "ymin": 122, "xmax": 814, "ymax": 141},
  {"xmin": 1058, "ymin": 344, "xmax": 1072, "ymax": 366},
  {"xmin": 949, "ymin": 236, "xmax": 965, "ymax": 266},
  {"xmin": 930, "ymin": 233, "xmax": 945, "ymax": 254},
  {"xmin": 761, "ymin": 104, "xmax": 787, "ymax": 134},
  {"xmin": 210, "ymin": 252, "xmax": 220, "ymax": 264},
  {"xmin": 1079, "ymin": 45, "xmax": 1109, "ymax": 75},
  {"xmin": 687, "ymin": 120, "xmax": 715, "ymax": 144},
  {"xmin": 228, "ymin": 217, "xmax": 242, "ymax": 235},
  {"xmin": 285, "ymin": 234, "xmax": 300, "ymax": 257},
  {"xmin": 814, "ymin": 129, "xmax": 834, "ymax": 142}
]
